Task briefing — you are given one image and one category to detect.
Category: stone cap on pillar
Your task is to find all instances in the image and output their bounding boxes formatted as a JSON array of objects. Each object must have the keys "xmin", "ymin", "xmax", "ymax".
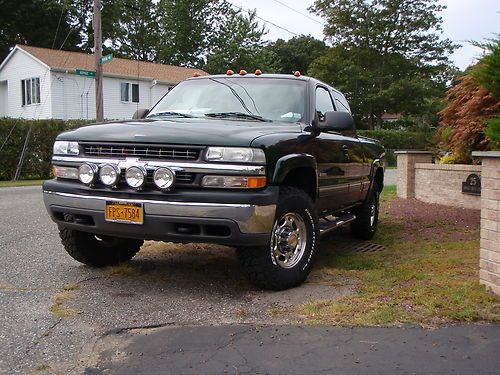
[
  {"xmin": 394, "ymin": 150, "xmax": 433, "ymax": 154},
  {"xmin": 472, "ymin": 151, "xmax": 500, "ymax": 158}
]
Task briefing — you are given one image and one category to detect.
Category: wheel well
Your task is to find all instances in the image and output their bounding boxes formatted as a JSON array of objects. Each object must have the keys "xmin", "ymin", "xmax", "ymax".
[
  {"xmin": 282, "ymin": 167, "xmax": 317, "ymax": 201},
  {"xmin": 374, "ymin": 167, "xmax": 384, "ymax": 192}
]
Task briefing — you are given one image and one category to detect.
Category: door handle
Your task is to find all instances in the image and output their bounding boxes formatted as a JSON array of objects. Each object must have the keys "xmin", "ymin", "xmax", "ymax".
[{"xmin": 342, "ymin": 144, "xmax": 349, "ymax": 154}]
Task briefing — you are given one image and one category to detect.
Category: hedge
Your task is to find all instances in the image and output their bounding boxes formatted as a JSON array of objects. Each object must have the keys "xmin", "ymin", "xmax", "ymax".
[
  {"xmin": 0, "ymin": 118, "xmax": 91, "ymax": 180},
  {"xmin": 0, "ymin": 119, "xmax": 435, "ymax": 180}
]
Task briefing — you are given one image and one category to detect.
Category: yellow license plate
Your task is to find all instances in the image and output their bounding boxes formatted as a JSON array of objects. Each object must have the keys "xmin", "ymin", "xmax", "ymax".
[{"xmin": 105, "ymin": 202, "xmax": 143, "ymax": 224}]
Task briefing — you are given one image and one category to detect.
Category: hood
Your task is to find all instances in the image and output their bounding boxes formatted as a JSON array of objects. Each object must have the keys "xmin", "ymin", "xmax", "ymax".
[{"xmin": 57, "ymin": 118, "xmax": 302, "ymax": 147}]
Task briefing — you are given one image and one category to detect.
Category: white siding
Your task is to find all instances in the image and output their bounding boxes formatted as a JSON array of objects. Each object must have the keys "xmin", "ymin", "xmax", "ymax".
[
  {"xmin": 0, "ymin": 49, "xmax": 52, "ymax": 119},
  {"xmin": 51, "ymin": 72, "xmax": 96, "ymax": 120},
  {"xmin": 150, "ymin": 84, "xmax": 170, "ymax": 109}
]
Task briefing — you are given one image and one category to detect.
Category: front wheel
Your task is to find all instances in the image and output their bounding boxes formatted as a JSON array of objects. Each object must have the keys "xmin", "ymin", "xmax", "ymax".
[
  {"xmin": 59, "ymin": 228, "xmax": 143, "ymax": 267},
  {"xmin": 236, "ymin": 187, "xmax": 319, "ymax": 290}
]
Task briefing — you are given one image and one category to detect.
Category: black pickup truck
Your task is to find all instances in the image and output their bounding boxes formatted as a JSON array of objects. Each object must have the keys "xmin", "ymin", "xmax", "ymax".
[{"xmin": 43, "ymin": 72, "xmax": 385, "ymax": 290}]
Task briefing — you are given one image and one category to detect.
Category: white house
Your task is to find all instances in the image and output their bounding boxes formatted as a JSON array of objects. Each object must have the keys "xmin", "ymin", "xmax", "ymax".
[{"xmin": 0, "ymin": 45, "xmax": 207, "ymax": 120}]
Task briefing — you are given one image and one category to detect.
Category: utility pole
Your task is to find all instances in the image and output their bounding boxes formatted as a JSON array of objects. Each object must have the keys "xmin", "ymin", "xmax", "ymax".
[{"xmin": 93, "ymin": 0, "xmax": 104, "ymax": 122}]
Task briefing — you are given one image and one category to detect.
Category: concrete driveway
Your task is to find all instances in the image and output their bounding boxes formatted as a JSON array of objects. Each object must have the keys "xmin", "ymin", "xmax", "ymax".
[{"xmin": 1, "ymin": 185, "xmax": 498, "ymax": 375}]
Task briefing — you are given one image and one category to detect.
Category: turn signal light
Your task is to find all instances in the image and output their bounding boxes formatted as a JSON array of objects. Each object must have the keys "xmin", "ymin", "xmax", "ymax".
[{"xmin": 239, "ymin": 69, "xmax": 247, "ymax": 76}]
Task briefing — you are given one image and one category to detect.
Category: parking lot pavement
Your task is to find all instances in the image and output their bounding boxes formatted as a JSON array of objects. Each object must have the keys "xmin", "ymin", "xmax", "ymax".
[
  {"xmin": 0, "ymin": 186, "xmax": 355, "ymax": 374},
  {"xmin": 89, "ymin": 324, "xmax": 500, "ymax": 375}
]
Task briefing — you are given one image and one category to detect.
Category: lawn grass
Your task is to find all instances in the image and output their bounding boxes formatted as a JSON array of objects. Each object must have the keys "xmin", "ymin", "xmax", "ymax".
[
  {"xmin": 298, "ymin": 191, "xmax": 500, "ymax": 327},
  {"xmin": 0, "ymin": 179, "xmax": 44, "ymax": 187}
]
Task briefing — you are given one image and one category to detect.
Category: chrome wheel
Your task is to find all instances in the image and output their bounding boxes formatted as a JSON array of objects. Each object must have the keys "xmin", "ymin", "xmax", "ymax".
[
  {"xmin": 370, "ymin": 202, "xmax": 376, "ymax": 227},
  {"xmin": 271, "ymin": 212, "xmax": 307, "ymax": 269}
]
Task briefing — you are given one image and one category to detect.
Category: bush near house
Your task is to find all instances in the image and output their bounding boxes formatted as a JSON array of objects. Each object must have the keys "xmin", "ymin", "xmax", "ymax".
[
  {"xmin": 0, "ymin": 118, "xmax": 91, "ymax": 180},
  {"xmin": 0, "ymin": 119, "xmax": 434, "ymax": 180}
]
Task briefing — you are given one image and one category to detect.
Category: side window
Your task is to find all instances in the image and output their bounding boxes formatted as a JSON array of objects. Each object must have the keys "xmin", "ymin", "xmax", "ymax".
[
  {"xmin": 315, "ymin": 86, "xmax": 335, "ymax": 121},
  {"xmin": 333, "ymin": 92, "xmax": 351, "ymax": 113}
]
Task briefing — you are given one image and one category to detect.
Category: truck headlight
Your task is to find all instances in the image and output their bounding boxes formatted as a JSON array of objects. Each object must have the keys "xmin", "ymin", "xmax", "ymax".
[
  {"xmin": 205, "ymin": 147, "xmax": 265, "ymax": 164},
  {"xmin": 53, "ymin": 141, "xmax": 79, "ymax": 155},
  {"xmin": 201, "ymin": 175, "xmax": 266, "ymax": 188}
]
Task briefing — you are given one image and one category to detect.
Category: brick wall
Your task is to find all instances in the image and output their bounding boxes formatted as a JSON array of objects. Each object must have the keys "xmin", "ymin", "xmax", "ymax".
[
  {"xmin": 473, "ymin": 152, "xmax": 500, "ymax": 295},
  {"xmin": 414, "ymin": 164, "xmax": 481, "ymax": 209}
]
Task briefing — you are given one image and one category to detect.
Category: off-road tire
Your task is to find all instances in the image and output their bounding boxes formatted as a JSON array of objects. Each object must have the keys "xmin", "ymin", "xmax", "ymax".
[
  {"xmin": 350, "ymin": 181, "xmax": 380, "ymax": 240},
  {"xmin": 236, "ymin": 186, "xmax": 319, "ymax": 290},
  {"xmin": 59, "ymin": 228, "xmax": 143, "ymax": 267}
]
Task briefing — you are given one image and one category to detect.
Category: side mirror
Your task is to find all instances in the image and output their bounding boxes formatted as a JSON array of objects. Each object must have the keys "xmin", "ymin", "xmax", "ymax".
[
  {"xmin": 317, "ymin": 111, "xmax": 355, "ymax": 132},
  {"xmin": 133, "ymin": 108, "xmax": 150, "ymax": 119}
]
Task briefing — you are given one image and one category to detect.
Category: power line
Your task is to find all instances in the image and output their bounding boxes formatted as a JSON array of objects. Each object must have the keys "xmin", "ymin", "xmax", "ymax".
[
  {"xmin": 270, "ymin": 0, "xmax": 324, "ymax": 26},
  {"xmin": 228, "ymin": 2, "xmax": 299, "ymax": 36}
]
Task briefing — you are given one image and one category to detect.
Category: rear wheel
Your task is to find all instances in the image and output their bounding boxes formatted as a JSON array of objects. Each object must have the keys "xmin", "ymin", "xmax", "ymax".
[
  {"xmin": 350, "ymin": 182, "xmax": 380, "ymax": 240},
  {"xmin": 237, "ymin": 186, "xmax": 319, "ymax": 290},
  {"xmin": 59, "ymin": 228, "xmax": 143, "ymax": 267}
]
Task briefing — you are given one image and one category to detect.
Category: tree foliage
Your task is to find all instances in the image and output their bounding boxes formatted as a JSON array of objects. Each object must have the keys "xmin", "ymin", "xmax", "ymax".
[
  {"xmin": 471, "ymin": 38, "xmax": 500, "ymax": 99},
  {"xmin": 204, "ymin": 9, "xmax": 273, "ymax": 74},
  {"xmin": 0, "ymin": 0, "xmax": 81, "ymax": 61},
  {"xmin": 309, "ymin": 0, "xmax": 457, "ymax": 129},
  {"xmin": 267, "ymin": 35, "xmax": 327, "ymax": 75},
  {"xmin": 438, "ymin": 75, "xmax": 500, "ymax": 163}
]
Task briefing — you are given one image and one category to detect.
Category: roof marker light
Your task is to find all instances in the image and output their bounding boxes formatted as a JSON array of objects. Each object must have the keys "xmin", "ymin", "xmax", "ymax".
[
  {"xmin": 255, "ymin": 69, "xmax": 262, "ymax": 76},
  {"xmin": 226, "ymin": 69, "xmax": 234, "ymax": 75},
  {"xmin": 293, "ymin": 71, "xmax": 301, "ymax": 77},
  {"xmin": 239, "ymin": 69, "xmax": 247, "ymax": 76},
  {"xmin": 193, "ymin": 72, "xmax": 201, "ymax": 77}
]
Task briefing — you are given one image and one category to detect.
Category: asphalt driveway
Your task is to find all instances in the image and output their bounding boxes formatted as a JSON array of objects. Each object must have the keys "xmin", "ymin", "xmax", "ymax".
[{"xmin": 1, "ymin": 185, "xmax": 498, "ymax": 375}]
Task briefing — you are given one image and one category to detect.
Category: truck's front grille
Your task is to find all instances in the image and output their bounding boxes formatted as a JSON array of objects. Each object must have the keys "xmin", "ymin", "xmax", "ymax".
[{"xmin": 82, "ymin": 143, "xmax": 202, "ymax": 161}]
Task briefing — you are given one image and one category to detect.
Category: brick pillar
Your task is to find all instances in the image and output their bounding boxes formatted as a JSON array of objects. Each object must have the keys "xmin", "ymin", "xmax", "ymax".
[
  {"xmin": 395, "ymin": 151, "xmax": 433, "ymax": 199},
  {"xmin": 473, "ymin": 151, "xmax": 500, "ymax": 295}
]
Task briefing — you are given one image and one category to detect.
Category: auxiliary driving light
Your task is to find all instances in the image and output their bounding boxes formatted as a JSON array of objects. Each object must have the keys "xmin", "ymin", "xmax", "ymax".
[
  {"xmin": 78, "ymin": 163, "xmax": 98, "ymax": 184},
  {"xmin": 153, "ymin": 167, "xmax": 175, "ymax": 189},
  {"xmin": 99, "ymin": 164, "xmax": 120, "ymax": 186},
  {"xmin": 125, "ymin": 166, "xmax": 147, "ymax": 188}
]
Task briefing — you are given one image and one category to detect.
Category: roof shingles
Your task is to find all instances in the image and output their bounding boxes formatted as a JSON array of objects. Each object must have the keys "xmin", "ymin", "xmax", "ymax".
[{"xmin": 18, "ymin": 45, "xmax": 207, "ymax": 83}]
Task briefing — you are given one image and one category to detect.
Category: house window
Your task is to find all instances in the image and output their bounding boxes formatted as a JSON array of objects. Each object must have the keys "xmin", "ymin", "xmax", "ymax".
[
  {"xmin": 120, "ymin": 82, "xmax": 139, "ymax": 103},
  {"xmin": 21, "ymin": 77, "xmax": 40, "ymax": 106}
]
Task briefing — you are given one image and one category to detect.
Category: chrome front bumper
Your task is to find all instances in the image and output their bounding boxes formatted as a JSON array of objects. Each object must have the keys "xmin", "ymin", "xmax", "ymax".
[{"xmin": 43, "ymin": 189, "xmax": 276, "ymax": 245}]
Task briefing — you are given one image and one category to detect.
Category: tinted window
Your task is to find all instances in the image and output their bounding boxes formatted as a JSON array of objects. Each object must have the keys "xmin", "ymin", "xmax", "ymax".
[
  {"xmin": 333, "ymin": 92, "xmax": 351, "ymax": 113},
  {"xmin": 316, "ymin": 87, "xmax": 334, "ymax": 121}
]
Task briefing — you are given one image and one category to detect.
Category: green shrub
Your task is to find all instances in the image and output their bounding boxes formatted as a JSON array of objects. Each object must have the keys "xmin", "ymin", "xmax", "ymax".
[
  {"xmin": 0, "ymin": 118, "xmax": 91, "ymax": 180},
  {"xmin": 357, "ymin": 129, "xmax": 434, "ymax": 150},
  {"xmin": 484, "ymin": 116, "xmax": 500, "ymax": 151}
]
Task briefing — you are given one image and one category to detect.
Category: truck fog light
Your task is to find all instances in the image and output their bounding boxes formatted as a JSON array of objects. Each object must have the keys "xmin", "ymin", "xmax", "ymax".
[
  {"xmin": 53, "ymin": 165, "xmax": 79, "ymax": 180},
  {"xmin": 99, "ymin": 164, "xmax": 120, "ymax": 186},
  {"xmin": 153, "ymin": 167, "xmax": 175, "ymax": 189},
  {"xmin": 125, "ymin": 166, "xmax": 147, "ymax": 188},
  {"xmin": 201, "ymin": 175, "xmax": 266, "ymax": 188},
  {"xmin": 78, "ymin": 163, "xmax": 98, "ymax": 184}
]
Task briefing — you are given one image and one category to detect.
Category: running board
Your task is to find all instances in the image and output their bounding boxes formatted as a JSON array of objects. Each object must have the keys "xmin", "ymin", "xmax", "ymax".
[{"xmin": 319, "ymin": 213, "xmax": 356, "ymax": 236}]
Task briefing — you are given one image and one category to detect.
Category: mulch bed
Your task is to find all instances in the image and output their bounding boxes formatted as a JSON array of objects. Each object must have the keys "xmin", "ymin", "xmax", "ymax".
[{"xmin": 381, "ymin": 198, "xmax": 480, "ymax": 242}]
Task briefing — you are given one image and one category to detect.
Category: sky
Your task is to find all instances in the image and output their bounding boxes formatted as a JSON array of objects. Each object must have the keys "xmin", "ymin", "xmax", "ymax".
[{"xmin": 230, "ymin": 0, "xmax": 499, "ymax": 71}]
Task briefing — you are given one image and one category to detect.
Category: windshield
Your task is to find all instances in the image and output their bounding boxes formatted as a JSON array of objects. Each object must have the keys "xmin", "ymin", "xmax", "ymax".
[{"xmin": 147, "ymin": 77, "xmax": 307, "ymax": 123}]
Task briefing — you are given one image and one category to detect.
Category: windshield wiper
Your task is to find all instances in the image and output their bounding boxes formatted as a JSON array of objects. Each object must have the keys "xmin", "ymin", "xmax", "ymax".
[
  {"xmin": 205, "ymin": 112, "xmax": 270, "ymax": 122},
  {"xmin": 147, "ymin": 111, "xmax": 194, "ymax": 118}
]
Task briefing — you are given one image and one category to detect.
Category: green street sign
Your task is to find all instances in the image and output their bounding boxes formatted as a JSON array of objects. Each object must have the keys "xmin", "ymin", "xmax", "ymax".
[
  {"xmin": 100, "ymin": 54, "xmax": 113, "ymax": 65},
  {"xmin": 75, "ymin": 69, "xmax": 96, "ymax": 77}
]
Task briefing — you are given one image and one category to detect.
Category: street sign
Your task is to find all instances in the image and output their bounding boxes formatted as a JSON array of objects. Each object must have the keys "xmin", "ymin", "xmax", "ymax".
[
  {"xmin": 75, "ymin": 69, "xmax": 96, "ymax": 77},
  {"xmin": 100, "ymin": 54, "xmax": 113, "ymax": 65}
]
